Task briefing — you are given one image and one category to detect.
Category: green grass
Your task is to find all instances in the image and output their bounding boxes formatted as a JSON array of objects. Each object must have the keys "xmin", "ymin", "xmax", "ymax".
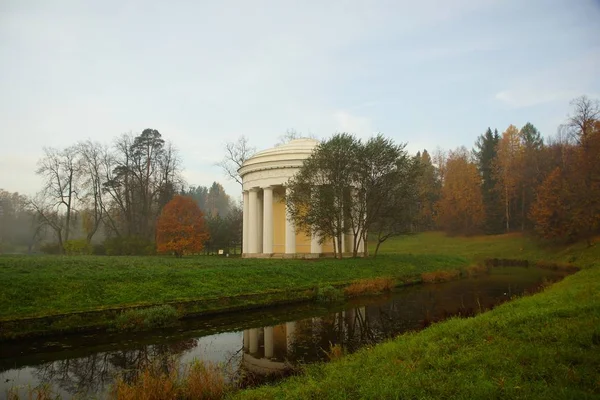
[
  {"xmin": 0, "ymin": 252, "xmax": 467, "ymax": 321},
  {"xmin": 376, "ymin": 231, "xmax": 600, "ymax": 267},
  {"xmin": 233, "ymin": 257, "xmax": 600, "ymax": 399}
]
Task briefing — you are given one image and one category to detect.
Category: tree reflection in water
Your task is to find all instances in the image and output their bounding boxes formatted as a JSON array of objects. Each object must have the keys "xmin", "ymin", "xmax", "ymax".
[{"xmin": 30, "ymin": 338, "xmax": 199, "ymax": 397}]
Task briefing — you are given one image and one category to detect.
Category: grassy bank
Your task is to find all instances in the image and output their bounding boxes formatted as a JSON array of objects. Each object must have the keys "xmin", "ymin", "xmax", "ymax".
[
  {"xmin": 234, "ymin": 263, "xmax": 600, "ymax": 399},
  {"xmin": 1, "ymin": 249, "xmax": 473, "ymax": 341},
  {"xmin": 376, "ymin": 231, "xmax": 600, "ymax": 267},
  {"xmin": 1, "ymin": 232, "xmax": 594, "ymax": 340}
]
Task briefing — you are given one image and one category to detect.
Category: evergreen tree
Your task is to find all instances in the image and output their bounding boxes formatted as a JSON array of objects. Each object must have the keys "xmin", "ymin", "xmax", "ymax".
[{"xmin": 473, "ymin": 128, "xmax": 502, "ymax": 233}]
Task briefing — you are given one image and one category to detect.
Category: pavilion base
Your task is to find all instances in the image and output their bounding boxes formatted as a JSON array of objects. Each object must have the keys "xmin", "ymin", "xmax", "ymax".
[{"xmin": 241, "ymin": 252, "xmax": 365, "ymax": 259}]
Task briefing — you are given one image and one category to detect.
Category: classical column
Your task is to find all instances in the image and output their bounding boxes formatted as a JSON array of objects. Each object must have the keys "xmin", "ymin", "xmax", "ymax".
[
  {"xmin": 249, "ymin": 328, "xmax": 259, "ymax": 354},
  {"xmin": 263, "ymin": 186, "xmax": 274, "ymax": 254},
  {"xmin": 248, "ymin": 188, "xmax": 258, "ymax": 254},
  {"xmin": 286, "ymin": 321, "xmax": 296, "ymax": 351},
  {"xmin": 310, "ymin": 187, "xmax": 322, "ymax": 254},
  {"xmin": 285, "ymin": 187, "xmax": 296, "ymax": 254},
  {"xmin": 264, "ymin": 326, "xmax": 274, "ymax": 358},
  {"xmin": 243, "ymin": 329, "xmax": 249, "ymax": 351},
  {"xmin": 257, "ymin": 191, "xmax": 263, "ymax": 253},
  {"xmin": 242, "ymin": 191, "xmax": 249, "ymax": 254}
]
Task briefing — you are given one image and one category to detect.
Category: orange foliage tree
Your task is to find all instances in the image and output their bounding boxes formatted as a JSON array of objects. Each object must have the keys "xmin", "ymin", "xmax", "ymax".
[
  {"xmin": 156, "ymin": 195, "xmax": 209, "ymax": 257},
  {"xmin": 436, "ymin": 147, "xmax": 485, "ymax": 235}
]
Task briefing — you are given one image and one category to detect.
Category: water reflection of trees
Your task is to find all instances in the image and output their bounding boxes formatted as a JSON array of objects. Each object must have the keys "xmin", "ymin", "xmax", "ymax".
[{"xmin": 32, "ymin": 338, "xmax": 198, "ymax": 396}]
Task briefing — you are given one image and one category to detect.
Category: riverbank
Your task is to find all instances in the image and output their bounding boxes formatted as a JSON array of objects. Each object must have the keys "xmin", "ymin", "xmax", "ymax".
[
  {"xmin": 1, "ymin": 251, "xmax": 470, "ymax": 339},
  {"xmin": 0, "ymin": 232, "xmax": 592, "ymax": 340},
  {"xmin": 234, "ymin": 263, "xmax": 600, "ymax": 399}
]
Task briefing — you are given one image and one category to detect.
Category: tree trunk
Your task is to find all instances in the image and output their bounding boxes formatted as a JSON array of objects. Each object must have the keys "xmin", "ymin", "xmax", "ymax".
[
  {"xmin": 505, "ymin": 185, "xmax": 510, "ymax": 233},
  {"xmin": 374, "ymin": 240, "xmax": 382, "ymax": 258},
  {"xmin": 521, "ymin": 186, "xmax": 525, "ymax": 232}
]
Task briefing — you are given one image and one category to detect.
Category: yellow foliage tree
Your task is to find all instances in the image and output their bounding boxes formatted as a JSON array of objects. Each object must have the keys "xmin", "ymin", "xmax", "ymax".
[
  {"xmin": 493, "ymin": 125, "xmax": 522, "ymax": 232},
  {"xmin": 436, "ymin": 147, "xmax": 485, "ymax": 235}
]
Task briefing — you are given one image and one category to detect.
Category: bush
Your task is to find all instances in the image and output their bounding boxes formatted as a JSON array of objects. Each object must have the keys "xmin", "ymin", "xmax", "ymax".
[
  {"xmin": 63, "ymin": 239, "xmax": 92, "ymax": 255},
  {"xmin": 344, "ymin": 278, "xmax": 395, "ymax": 297},
  {"xmin": 315, "ymin": 285, "xmax": 343, "ymax": 303},
  {"xmin": 104, "ymin": 236, "xmax": 156, "ymax": 256},
  {"xmin": 92, "ymin": 243, "xmax": 106, "ymax": 255},
  {"xmin": 40, "ymin": 242, "xmax": 61, "ymax": 254},
  {"xmin": 112, "ymin": 359, "xmax": 226, "ymax": 400},
  {"xmin": 114, "ymin": 305, "xmax": 179, "ymax": 331}
]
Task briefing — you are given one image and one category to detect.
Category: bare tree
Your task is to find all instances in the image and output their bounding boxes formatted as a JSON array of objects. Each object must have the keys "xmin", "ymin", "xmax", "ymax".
[
  {"xmin": 566, "ymin": 95, "xmax": 600, "ymax": 144},
  {"xmin": 33, "ymin": 146, "xmax": 80, "ymax": 251},
  {"xmin": 275, "ymin": 129, "xmax": 318, "ymax": 146},
  {"xmin": 77, "ymin": 140, "xmax": 107, "ymax": 243},
  {"xmin": 217, "ymin": 136, "xmax": 255, "ymax": 187}
]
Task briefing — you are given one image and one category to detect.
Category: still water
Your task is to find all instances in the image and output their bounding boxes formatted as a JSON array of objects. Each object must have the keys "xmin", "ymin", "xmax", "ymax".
[{"xmin": 1, "ymin": 267, "xmax": 569, "ymax": 399}]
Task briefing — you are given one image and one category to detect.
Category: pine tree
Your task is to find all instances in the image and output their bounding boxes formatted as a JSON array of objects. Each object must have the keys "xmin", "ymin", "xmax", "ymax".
[{"xmin": 473, "ymin": 128, "xmax": 502, "ymax": 233}]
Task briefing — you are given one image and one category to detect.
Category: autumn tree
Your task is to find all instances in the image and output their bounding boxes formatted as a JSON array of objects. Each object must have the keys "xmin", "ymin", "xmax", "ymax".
[
  {"xmin": 414, "ymin": 150, "xmax": 440, "ymax": 231},
  {"xmin": 436, "ymin": 147, "xmax": 485, "ymax": 235},
  {"xmin": 156, "ymin": 196, "xmax": 209, "ymax": 257},
  {"xmin": 530, "ymin": 97, "xmax": 600, "ymax": 244},
  {"xmin": 493, "ymin": 125, "xmax": 522, "ymax": 232},
  {"xmin": 529, "ymin": 167, "xmax": 574, "ymax": 240},
  {"xmin": 518, "ymin": 123, "xmax": 544, "ymax": 231},
  {"xmin": 103, "ymin": 130, "xmax": 180, "ymax": 239}
]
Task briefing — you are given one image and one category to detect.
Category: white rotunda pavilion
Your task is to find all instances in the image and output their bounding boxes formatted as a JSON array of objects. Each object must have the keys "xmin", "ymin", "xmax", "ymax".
[{"xmin": 239, "ymin": 138, "xmax": 364, "ymax": 258}]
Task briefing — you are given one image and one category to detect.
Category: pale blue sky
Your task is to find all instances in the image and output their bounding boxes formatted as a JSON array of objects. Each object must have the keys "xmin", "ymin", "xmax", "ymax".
[{"xmin": 1, "ymin": 0, "xmax": 599, "ymax": 199}]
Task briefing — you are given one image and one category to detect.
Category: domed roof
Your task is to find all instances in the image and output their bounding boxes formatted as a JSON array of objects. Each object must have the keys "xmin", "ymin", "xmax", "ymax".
[{"xmin": 239, "ymin": 138, "xmax": 319, "ymax": 178}]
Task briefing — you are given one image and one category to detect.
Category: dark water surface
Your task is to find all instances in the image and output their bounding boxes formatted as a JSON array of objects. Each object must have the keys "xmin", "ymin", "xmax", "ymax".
[{"xmin": 0, "ymin": 267, "xmax": 570, "ymax": 399}]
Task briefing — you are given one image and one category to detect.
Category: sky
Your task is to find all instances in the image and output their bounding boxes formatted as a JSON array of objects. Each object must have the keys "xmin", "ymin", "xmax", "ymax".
[{"xmin": 1, "ymin": 0, "xmax": 599, "ymax": 200}]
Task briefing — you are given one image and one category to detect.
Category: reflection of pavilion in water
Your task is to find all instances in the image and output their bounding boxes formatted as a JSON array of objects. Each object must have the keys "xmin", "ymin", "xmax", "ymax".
[{"xmin": 242, "ymin": 307, "xmax": 367, "ymax": 375}]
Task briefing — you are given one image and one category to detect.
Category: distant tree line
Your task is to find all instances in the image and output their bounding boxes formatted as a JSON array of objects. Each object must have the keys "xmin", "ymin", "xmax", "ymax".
[
  {"xmin": 285, "ymin": 95, "xmax": 600, "ymax": 258},
  {"xmin": 420, "ymin": 95, "xmax": 600, "ymax": 244},
  {"xmin": 1, "ymin": 129, "xmax": 242, "ymax": 255}
]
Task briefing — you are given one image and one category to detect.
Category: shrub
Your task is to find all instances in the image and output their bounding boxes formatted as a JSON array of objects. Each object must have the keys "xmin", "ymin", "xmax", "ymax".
[
  {"xmin": 114, "ymin": 305, "xmax": 179, "ymax": 331},
  {"xmin": 421, "ymin": 269, "xmax": 461, "ymax": 283},
  {"xmin": 40, "ymin": 242, "xmax": 61, "ymax": 254},
  {"xmin": 323, "ymin": 343, "xmax": 345, "ymax": 361},
  {"xmin": 63, "ymin": 239, "xmax": 92, "ymax": 255},
  {"xmin": 104, "ymin": 236, "xmax": 156, "ymax": 256},
  {"xmin": 92, "ymin": 243, "xmax": 106, "ymax": 255},
  {"xmin": 112, "ymin": 359, "xmax": 226, "ymax": 400},
  {"xmin": 344, "ymin": 278, "xmax": 395, "ymax": 297},
  {"xmin": 316, "ymin": 285, "xmax": 343, "ymax": 303}
]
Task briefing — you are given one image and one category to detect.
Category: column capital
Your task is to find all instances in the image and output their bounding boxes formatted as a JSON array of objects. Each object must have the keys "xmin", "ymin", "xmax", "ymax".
[{"xmin": 248, "ymin": 186, "xmax": 260, "ymax": 192}]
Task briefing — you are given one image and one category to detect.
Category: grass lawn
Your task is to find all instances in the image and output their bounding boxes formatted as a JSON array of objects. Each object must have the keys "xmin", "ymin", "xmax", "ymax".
[
  {"xmin": 376, "ymin": 231, "xmax": 600, "ymax": 267},
  {"xmin": 2, "ymin": 232, "xmax": 596, "ymax": 322},
  {"xmin": 0, "ymin": 251, "xmax": 468, "ymax": 321},
  {"xmin": 233, "ymin": 263, "xmax": 600, "ymax": 399}
]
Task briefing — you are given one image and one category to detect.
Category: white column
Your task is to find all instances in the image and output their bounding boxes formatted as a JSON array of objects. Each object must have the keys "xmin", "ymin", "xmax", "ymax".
[
  {"xmin": 248, "ymin": 188, "xmax": 258, "ymax": 254},
  {"xmin": 242, "ymin": 191, "xmax": 249, "ymax": 254},
  {"xmin": 286, "ymin": 321, "xmax": 296, "ymax": 351},
  {"xmin": 285, "ymin": 187, "xmax": 296, "ymax": 254},
  {"xmin": 243, "ymin": 329, "xmax": 249, "ymax": 351},
  {"xmin": 249, "ymin": 328, "xmax": 259, "ymax": 353},
  {"xmin": 257, "ymin": 191, "xmax": 263, "ymax": 253},
  {"xmin": 310, "ymin": 187, "xmax": 322, "ymax": 254},
  {"xmin": 263, "ymin": 186, "xmax": 274, "ymax": 254},
  {"xmin": 264, "ymin": 326, "xmax": 274, "ymax": 358}
]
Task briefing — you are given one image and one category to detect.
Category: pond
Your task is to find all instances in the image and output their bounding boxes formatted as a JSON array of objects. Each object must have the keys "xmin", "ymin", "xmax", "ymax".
[{"xmin": 1, "ymin": 267, "xmax": 570, "ymax": 398}]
